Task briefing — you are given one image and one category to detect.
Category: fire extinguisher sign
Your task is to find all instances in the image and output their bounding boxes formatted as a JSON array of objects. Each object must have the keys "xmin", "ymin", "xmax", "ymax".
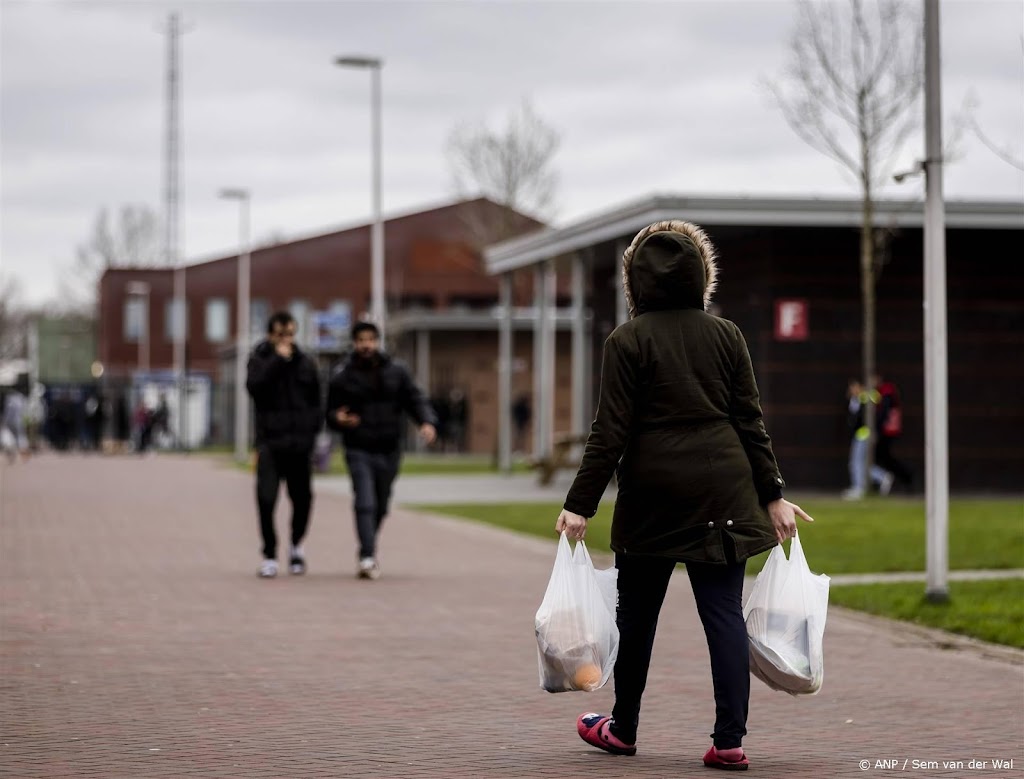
[{"xmin": 774, "ymin": 299, "xmax": 809, "ymax": 341}]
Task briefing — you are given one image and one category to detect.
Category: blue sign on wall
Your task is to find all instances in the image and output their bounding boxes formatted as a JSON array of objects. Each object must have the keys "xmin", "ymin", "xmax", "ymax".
[{"xmin": 311, "ymin": 306, "xmax": 352, "ymax": 351}]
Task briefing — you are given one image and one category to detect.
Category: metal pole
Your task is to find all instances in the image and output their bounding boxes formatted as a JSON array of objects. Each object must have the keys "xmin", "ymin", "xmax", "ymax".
[
  {"xmin": 415, "ymin": 328, "xmax": 430, "ymax": 453},
  {"xmin": 539, "ymin": 260, "xmax": 556, "ymax": 459},
  {"xmin": 164, "ymin": 12, "xmax": 186, "ymax": 449},
  {"xmin": 571, "ymin": 254, "xmax": 587, "ymax": 439},
  {"xmin": 141, "ymin": 290, "xmax": 150, "ymax": 375},
  {"xmin": 370, "ymin": 64, "xmax": 385, "ymax": 341},
  {"xmin": 923, "ymin": 0, "xmax": 949, "ymax": 602},
  {"xmin": 233, "ymin": 194, "xmax": 251, "ymax": 465},
  {"xmin": 532, "ymin": 266, "xmax": 544, "ymax": 460},
  {"xmin": 498, "ymin": 273, "xmax": 513, "ymax": 473}
]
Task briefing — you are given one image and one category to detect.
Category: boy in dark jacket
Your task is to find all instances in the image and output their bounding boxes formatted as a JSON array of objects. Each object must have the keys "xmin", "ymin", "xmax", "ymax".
[
  {"xmin": 246, "ymin": 311, "xmax": 322, "ymax": 578},
  {"xmin": 326, "ymin": 322, "xmax": 437, "ymax": 579}
]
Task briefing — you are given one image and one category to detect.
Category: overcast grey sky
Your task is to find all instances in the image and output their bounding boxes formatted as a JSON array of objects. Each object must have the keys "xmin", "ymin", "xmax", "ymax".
[{"xmin": 2, "ymin": 0, "xmax": 1022, "ymax": 305}]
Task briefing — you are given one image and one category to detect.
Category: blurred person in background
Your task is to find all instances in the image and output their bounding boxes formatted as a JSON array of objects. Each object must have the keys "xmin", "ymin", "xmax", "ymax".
[
  {"xmin": 152, "ymin": 394, "xmax": 171, "ymax": 449},
  {"xmin": 841, "ymin": 379, "xmax": 892, "ymax": 499},
  {"xmin": 114, "ymin": 394, "xmax": 132, "ymax": 453},
  {"xmin": 246, "ymin": 311, "xmax": 322, "ymax": 579},
  {"xmin": 446, "ymin": 388, "xmax": 468, "ymax": 453},
  {"xmin": 133, "ymin": 399, "xmax": 153, "ymax": 454},
  {"xmin": 2, "ymin": 379, "xmax": 30, "ymax": 462},
  {"xmin": 512, "ymin": 393, "xmax": 531, "ymax": 455},
  {"xmin": 25, "ymin": 385, "xmax": 46, "ymax": 454},
  {"xmin": 872, "ymin": 372, "xmax": 912, "ymax": 494},
  {"xmin": 82, "ymin": 393, "xmax": 103, "ymax": 451},
  {"xmin": 326, "ymin": 321, "xmax": 437, "ymax": 580},
  {"xmin": 556, "ymin": 221, "xmax": 813, "ymax": 771}
]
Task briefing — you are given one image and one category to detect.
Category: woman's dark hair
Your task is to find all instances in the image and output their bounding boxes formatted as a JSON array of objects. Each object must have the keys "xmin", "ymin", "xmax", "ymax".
[
  {"xmin": 266, "ymin": 311, "xmax": 295, "ymax": 334},
  {"xmin": 351, "ymin": 321, "xmax": 380, "ymax": 340}
]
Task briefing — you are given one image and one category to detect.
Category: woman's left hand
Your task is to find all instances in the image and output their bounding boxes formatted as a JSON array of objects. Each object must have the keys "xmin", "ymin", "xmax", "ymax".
[{"xmin": 556, "ymin": 509, "xmax": 588, "ymax": 540}]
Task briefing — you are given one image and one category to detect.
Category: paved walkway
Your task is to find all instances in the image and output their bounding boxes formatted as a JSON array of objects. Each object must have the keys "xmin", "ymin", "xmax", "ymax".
[
  {"xmin": 317, "ymin": 471, "xmax": 609, "ymax": 505},
  {"xmin": 1, "ymin": 454, "xmax": 1022, "ymax": 778}
]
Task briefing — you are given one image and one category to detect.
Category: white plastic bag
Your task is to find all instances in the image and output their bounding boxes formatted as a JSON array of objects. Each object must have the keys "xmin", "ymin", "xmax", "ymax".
[
  {"xmin": 743, "ymin": 532, "xmax": 830, "ymax": 696},
  {"xmin": 535, "ymin": 532, "xmax": 619, "ymax": 693}
]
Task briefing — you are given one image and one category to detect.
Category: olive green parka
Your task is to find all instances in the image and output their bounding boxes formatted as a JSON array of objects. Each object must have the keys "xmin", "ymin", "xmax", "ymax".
[{"xmin": 563, "ymin": 221, "xmax": 784, "ymax": 564}]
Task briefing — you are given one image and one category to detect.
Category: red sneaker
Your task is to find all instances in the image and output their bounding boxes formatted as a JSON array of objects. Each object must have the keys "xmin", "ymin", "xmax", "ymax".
[
  {"xmin": 576, "ymin": 713, "xmax": 637, "ymax": 756},
  {"xmin": 703, "ymin": 745, "xmax": 749, "ymax": 771}
]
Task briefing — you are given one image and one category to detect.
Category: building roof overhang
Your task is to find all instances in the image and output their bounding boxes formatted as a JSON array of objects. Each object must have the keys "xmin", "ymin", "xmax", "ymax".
[
  {"xmin": 484, "ymin": 193, "xmax": 1024, "ymax": 275},
  {"xmin": 390, "ymin": 308, "xmax": 579, "ymax": 334}
]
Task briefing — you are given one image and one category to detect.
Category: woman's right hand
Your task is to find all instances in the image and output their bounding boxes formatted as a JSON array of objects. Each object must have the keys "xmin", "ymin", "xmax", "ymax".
[{"xmin": 767, "ymin": 499, "xmax": 814, "ymax": 545}]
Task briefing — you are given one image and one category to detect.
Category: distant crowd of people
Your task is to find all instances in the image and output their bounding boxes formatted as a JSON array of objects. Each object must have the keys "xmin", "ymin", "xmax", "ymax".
[{"xmin": 0, "ymin": 380, "xmax": 173, "ymax": 461}]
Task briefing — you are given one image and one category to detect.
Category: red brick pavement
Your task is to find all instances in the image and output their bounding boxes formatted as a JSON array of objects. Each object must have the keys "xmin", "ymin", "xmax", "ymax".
[{"xmin": 1, "ymin": 454, "xmax": 1022, "ymax": 779}]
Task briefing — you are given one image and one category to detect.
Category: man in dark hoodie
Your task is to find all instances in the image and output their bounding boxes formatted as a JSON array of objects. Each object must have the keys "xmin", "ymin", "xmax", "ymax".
[
  {"xmin": 326, "ymin": 322, "xmax": 437, "ymax": 580},
  {"xmin": 246, "ymin": 311, "xmax": 322, "ymax": 579}
]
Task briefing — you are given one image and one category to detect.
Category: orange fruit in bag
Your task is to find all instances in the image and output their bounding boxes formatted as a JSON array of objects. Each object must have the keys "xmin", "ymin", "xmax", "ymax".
[{"xmin": 574, "ymin": 663, "xmax": 602, "ymax": 691}]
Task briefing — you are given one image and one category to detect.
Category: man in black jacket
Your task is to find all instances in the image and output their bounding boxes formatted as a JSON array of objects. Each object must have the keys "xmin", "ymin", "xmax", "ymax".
[
  {"xmin": 246, "ymin": 311, "xmax": 322, "ymax": 578},
  {"xmin": 326, "ymin": 322, "xmax": 437, "ymax": 579}
]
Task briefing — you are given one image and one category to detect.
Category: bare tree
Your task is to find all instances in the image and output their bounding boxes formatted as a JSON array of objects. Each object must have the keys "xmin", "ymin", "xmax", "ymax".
[
  {"xmin": 62, "ymin": 204, "xmax": 165, "ymax": 312},
  {"xmin": 962, "ymin": 91, "xmax": 1024, "ymax": 172},
  {"xmin": 769, "ymin": 0, "xmax": 923, "ymax": 457},
  {"xmin": 446, "ymin": 100, "xmax": 560, "ymax": 244},
  {"xmin": 0, "ymin": 275, "xmax": 28, "ymax": 361}
]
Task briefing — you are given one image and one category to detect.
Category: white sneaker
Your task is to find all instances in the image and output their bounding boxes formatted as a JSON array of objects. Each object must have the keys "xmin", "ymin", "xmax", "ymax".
[
  {"xmin": 879, "ymin": 472, "xmax": 895, "ymax": 496},
  {"xmin": 841, "ymin": 487, "xmax": 864, "ymax": 501},
  {"xmin": 289, "ymin": 545, "xmax": 307, "ymax": 575},
  {"xmin": 258, "ymin": 559, "xmax": 279, "ymax": 578},
  {"xmin": 358, "ymin": 557, "xmax": 380, "ymax": 580}
]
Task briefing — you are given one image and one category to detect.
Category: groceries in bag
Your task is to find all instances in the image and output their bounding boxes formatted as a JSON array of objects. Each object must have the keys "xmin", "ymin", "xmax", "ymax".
[
  {"xmin": 535, "ymin": 532, "xmax": 618, "ymax": 692},
  {"xmin": 743, "ymin": 532, "xmax": 829, "ymax": 695}
]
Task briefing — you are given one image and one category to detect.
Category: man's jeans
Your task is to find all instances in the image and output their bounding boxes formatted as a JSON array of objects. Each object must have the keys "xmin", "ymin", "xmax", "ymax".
[{"xmin": 345, "ymin": 448, "xmax": 401, "ymax": 559}]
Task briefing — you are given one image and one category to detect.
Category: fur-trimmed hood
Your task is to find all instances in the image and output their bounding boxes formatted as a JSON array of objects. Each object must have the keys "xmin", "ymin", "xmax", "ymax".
[{"xmin": 622, "ymin": 220, "xmax": 719, "ymax": 318}]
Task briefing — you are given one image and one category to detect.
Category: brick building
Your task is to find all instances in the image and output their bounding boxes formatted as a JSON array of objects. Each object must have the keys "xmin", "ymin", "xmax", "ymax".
[{"xmin": 97, "ymin": 198, "xmax": 572, "ymax": 451}]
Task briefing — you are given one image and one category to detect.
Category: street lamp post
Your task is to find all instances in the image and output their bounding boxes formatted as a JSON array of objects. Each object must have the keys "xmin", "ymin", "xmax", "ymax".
[
  {"xmin": 334, "ymin": 55, "xmax": 385, "ymax": 340},
  {"xmin": 219, "ymin": 188, "xmax": 251, "ymax": 465},
  {"xmin": 126, "ymin": 281, "xmax": 151, "ymax": 376},
  {"xmin": 923, "ymin": 0, "xmax": 949, "ymax": 603}
]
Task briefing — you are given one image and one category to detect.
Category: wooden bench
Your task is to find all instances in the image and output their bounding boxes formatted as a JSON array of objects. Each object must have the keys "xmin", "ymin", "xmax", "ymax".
[{"xmin": 532, "ymin": 433, "xmax": 589, "ymax": 486}]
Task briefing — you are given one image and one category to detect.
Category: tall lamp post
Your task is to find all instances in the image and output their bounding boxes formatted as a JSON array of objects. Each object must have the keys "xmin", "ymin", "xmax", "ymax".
[
  {"xmin": 892, "ymin": 0, "xmax": 949, "ymax": 603},
  {"xmin": 219, "ymin": 188, "xmax": 252, "ymax": 465},
  {"xmin": 334, "ymin": 55, "xmax": 385, "ymax": 340},
  {"xmin": 922, "ymin": 0, "xmax": 948, "ymax": 603},
  {"xmin": 126, "ymin": 281, "xmax": 151, "ymax": 377}
]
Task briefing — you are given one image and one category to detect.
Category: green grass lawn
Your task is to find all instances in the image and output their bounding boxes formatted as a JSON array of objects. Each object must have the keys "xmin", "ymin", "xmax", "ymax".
[
  {"xmin": 223, "ymin": 451, "xmax": 531, "ymax": 476},
  {"xmin": 416, "ymin": 498, "xmax": 1024, "ymax": 575},
  {"xmin": 830, "ymin": 579, "xmax": 1024, "ymax": 648},
  {"xmin": 318, "ymin": 455, "xmax": 531, "ymax": 477}
]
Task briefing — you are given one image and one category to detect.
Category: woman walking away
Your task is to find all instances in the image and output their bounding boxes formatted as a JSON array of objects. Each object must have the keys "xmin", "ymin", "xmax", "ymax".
[{"xmin": 556, "ymin": 221, "xmax": 814, "ymax": 771}]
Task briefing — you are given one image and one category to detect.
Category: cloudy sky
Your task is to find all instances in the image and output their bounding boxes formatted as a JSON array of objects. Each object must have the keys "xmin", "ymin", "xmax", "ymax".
[{"xmin": 2, "ymin": 0, "xmax": 1022, "ymax": 305}]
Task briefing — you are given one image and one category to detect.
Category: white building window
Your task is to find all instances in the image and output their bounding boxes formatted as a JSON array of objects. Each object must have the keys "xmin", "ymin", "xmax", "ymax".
[
  {"xmin": 250, "ymin": 299, "xmax": 270, "ymax": 343},
  {"xmin": 289, "ymin": 299, "xmax": 310, "ymax": 346},
  {"xmin": 205, "ymin": 298, "xmax": 230, "ymax": 343},
  {"xmin": 124, "ymin": 298, "xmax": 146, "ymax": 343},
  {"xmin": 165, "ymin": 300, "xmax": 189, "ymax": 341}
]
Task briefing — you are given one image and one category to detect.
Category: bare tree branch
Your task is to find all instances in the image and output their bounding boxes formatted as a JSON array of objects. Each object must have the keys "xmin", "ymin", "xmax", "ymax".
[
  {"xmin": 446, "ymin": 100, "xmax": 559, "ymax": 244},
  {"xmin": 62, "ymin": 203, "xmax": 165, "ymax": 312},
  {"xmin": 0, "ymin": 275, "xmax": 28, "ymax": 361}
]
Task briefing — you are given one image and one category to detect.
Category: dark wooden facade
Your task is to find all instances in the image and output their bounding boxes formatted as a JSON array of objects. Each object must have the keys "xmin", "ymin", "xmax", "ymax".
[{"xmin": 583, "ymin": 222, "xmax": 1023, "ymax": 493}]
